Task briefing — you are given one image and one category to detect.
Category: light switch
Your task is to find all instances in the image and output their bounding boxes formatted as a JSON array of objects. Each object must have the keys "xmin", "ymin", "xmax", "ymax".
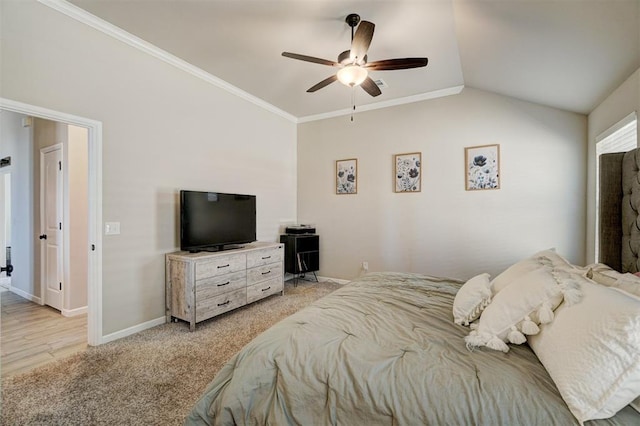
[{"xmin": 105, "ymin": 222, "xmax": 120, "ymax": 235}]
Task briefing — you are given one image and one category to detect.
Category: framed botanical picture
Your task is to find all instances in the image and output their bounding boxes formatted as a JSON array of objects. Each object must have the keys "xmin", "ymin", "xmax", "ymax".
[
  {"xmin": 336, "ymin": 158, "xmax": 357, "ymax": 194},
  {"xmin": 465, "ymin": 144, "xmax": 500, "ymax": 190},
  {"xmin": 394, "ymin": 152, "xmax": 421, "ymax": 192}
]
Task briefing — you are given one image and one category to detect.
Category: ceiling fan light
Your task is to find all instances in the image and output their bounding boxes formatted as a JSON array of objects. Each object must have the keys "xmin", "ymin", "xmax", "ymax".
[{"xmin": 337, "ymin": 65, "xmax": 368, "ymax": 87}]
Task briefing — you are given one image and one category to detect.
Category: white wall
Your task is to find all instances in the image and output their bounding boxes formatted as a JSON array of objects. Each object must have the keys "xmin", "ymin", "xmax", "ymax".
[
  {"xmin": 0, "ymin": 111, "xmax": 34, "ymax": 297},
  {"xmin": 298, "ymin": 88, "xmax": 587, "ymax": 280},
  {"xmin": 586, "ymin": 68, "xmax": 640, "ymax": 263},
  {"xmin": 1, "ymin": 1, "xmax": 297, "ymax": 335}
]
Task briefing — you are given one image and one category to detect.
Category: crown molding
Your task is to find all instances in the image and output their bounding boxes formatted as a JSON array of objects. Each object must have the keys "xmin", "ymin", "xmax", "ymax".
[
  {"xmin": 297, "ymin": 85, "xmax": 465, "ymax": 123},
  {"xmin": 38, "ymin": 0, "xmax": 298, "ymax": 123}
]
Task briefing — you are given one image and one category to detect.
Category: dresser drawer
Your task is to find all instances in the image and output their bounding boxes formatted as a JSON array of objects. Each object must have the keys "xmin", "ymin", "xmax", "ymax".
[
  {"xmin": 247, "ymin": 263, "xmax": 282, "ymax": 286},
  {"xmin": 246, "ymin": 277, "xmax": 283, "ymax": 304},
  {"xmin": 196, "ymin": 288, "xmax": 246, "ymax": 321},
  {"xmin": 196, "ymin": 270, "xmax": 246, "ymax": 300},
  {"xmin": 195, "ymin": 253, "xmax": 246, "ymax": 280},
  {"xmin": 246, "ymin": 246, "xmax": 283, "ymax": 269}
]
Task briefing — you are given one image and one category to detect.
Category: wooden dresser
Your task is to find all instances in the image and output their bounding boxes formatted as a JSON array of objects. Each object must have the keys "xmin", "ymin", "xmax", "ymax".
[{"xmin": 165, "ymin": 242, "xmax": 284, "ymax": 330}]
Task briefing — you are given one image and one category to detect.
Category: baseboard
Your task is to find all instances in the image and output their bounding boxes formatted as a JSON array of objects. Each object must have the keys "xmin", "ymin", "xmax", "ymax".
[
  {"xmin": 317, "ymin": 276, "xmax": 350, "ymax": 285},
  {"xmin": 62, "ymin": 306, "xmax": 88, "ymax": 317},
  {"xmin": 6, "ymin": 287, "xmax": 87, "ymax": 317},
  {"xmin": 284, "ymin": 273, "xmax": 350, "ymax": 285},
  {"xmin": 10, "ymin": 286, "xmax": 42, "ymax": 304},
  {"xmin": 100, "ymin": 316, "xmax": 166, "ymax": 345}
]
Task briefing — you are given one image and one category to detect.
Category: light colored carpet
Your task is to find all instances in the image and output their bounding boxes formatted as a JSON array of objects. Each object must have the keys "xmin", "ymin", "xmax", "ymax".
[{"xmin": 1, "ymin": 280, "xmax": 341, "ymax": 426}]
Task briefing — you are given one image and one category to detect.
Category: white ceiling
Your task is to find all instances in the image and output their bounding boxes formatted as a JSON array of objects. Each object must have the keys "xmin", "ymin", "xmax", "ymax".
[{"xmin": 66, "ymin": 0, "xmax": 640, "ymax": 120}]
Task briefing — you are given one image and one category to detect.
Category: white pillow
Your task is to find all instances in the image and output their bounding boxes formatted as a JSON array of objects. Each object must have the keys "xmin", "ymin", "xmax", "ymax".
[
  {"xmin": 587, "ymin": 268, "xmax": 640, "ymax": 298},
  {"xmin": 464, "ymin": 267, "xmax": 582, "ymax": 352},
  {"xmin": 612, "ymin": 275, "xmax": 640, "ymax": 298},
  {"xmin": 528, "ymin": 280, "xmax": 640, "ymax": 423},
  {"xmin": 584, "ymin": 262, "xmax": 617, "ymax": 273},
  {"xmin": 453, "ymin": 273, "xmax": 491, "ymax": 326},
  {"xmin": 491, "ymin": 248, "xmax": 574, "ymax": 294}
]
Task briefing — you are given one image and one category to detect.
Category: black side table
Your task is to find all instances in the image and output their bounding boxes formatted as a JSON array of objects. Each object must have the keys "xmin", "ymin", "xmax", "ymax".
[{"xmin": 279, "ymin": 234, "xmax": 319, "ymax": 285}]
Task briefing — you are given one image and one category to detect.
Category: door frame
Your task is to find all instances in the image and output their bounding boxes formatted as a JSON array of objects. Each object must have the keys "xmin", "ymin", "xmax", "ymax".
[{"xmin": 1, "ymin": 97, "xmax": 103, "ymax": 346}]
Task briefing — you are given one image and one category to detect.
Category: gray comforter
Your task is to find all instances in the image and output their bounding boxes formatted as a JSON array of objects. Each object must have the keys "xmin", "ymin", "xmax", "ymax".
[{"xmin": 186, "ymin": 272, "xmax": 639, "ymax": 425}]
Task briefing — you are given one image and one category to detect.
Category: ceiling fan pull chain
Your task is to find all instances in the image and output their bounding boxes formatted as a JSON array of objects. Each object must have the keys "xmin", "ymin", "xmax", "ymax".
[{"xmin": 351, "ymin": 87, "xmax": 356, "ymax": 122}]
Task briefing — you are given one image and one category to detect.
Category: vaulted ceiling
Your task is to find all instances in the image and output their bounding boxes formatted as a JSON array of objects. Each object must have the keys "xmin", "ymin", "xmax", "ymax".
[{"xmin": 67, "ymin": 0, "xmax": 640, "ymax": 121}]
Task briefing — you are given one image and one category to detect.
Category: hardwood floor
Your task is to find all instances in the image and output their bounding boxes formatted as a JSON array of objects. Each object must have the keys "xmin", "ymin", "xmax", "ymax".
[{"xmin": 1, "ymin": 288, "xmax": 87, "ymax": 378}]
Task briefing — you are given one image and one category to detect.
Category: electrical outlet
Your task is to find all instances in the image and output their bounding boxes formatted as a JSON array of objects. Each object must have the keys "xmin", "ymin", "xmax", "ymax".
[
  {"xmin": 362, "ymin": 261, "xmax": 369, "ymax": 270},
  {"xmin": 105, "ymin": 222, "xmax": 121, "ymax": 235}
]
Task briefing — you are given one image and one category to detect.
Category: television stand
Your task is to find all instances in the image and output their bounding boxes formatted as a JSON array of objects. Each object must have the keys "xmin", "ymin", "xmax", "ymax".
[
  {"xmin": 166, "ymin": 242, "xmax": 284, "ymax": 331},
  {"xmin": 189, "ymin": 244, "xmax": 247, "ymax": 253},
  {"xmin": 215, "ymin": 244, "xmax": 246, "ymax": 251}
]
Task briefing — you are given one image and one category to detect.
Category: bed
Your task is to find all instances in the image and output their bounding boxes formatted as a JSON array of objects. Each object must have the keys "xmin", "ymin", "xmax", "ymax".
[{"xmin": 185, "ymin": 149, "xmax": 640, "ymax": 425}]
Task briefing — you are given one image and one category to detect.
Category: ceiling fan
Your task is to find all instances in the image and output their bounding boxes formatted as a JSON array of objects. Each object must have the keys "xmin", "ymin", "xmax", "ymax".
[{"xmin": 282, "ymin": 13, "xmax": 428, "ymax": 97}]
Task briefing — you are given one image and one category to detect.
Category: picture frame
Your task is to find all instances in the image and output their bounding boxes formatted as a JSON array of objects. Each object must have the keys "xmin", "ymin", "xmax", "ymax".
[
  {"xmin": 465, "ymin": 144, "xmax": 500, "ymax": 190},
  {"xmin": 336, "ymin": 158, "xmax": 358, "ymax": 194},
  {"xmin": 394, "ymin": 152, "xmax": 421, "ymax": 192}
]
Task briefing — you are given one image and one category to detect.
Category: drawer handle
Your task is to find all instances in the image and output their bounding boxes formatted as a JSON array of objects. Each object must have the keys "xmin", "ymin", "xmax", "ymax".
[
  {"xmin": 217, "ymin": 264, "xmax": 230, "ymax": 269},
  {"xmin": 261, "ymin": 256, "xmax": 271, "ymax": 260},
  {"xmin": 217, "ymin": 281, "xmax": 230, "ymax": 287},
  {"xmin": 261, "ymin": 286, "xmax": 271, "ymax": 292},
  {"xmin": 218, "ymin": 300, "xmax": 230, "ymax": 307},
  {"xmin": 261, "ymin": 270, "xmax": 271, "ymax": 275}
]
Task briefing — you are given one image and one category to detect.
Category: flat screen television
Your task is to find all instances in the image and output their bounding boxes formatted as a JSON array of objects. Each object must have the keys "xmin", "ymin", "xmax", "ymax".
[{"xmin": 180, "ymin": 190, "xmax": 256, "ymax": 252}]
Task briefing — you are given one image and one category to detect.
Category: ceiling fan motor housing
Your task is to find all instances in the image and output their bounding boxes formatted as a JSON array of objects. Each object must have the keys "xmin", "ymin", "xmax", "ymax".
[
  {"xmin": 345, "ymin": 13, "xmax": 361, "ymax": 28},
  {"xmin": 338, "ymin": 50, "xmax": 367, "ymax": 66}
]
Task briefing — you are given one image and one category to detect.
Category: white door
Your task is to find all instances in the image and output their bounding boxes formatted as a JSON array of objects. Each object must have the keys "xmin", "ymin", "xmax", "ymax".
[
  {"xmin": 0, "ymin": 173, "xmax": 10, "ymax": 287},
  {"xmin": 41, "ymin": 145, "xmax": 63, "ymax": 311}
]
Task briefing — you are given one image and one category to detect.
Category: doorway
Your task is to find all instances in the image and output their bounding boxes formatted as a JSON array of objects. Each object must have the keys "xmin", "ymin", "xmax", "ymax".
[{"xmin": 0, "ymin": 98, "xmax": 103, "ymax": 346}]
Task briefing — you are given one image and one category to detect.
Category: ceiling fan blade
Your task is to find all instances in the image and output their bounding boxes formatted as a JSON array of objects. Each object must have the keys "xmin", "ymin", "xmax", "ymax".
[
  {"xmin": 350, "ymin": 21, "xmax": 375, "ymax": 63},
  {"xmin": 307, "ymin": 75, "xmax": 338, "ymax": 93},
  {"xmin": 364, "ymin": 58, "xmax": 429, "ymax": 71},
  {"xmin": 282, "ymin": 52, "xmax": 340, "ymax": 67},
  {"xmin": 360, "ymin": 77, "xmax": 382, "ymax": 97}
]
